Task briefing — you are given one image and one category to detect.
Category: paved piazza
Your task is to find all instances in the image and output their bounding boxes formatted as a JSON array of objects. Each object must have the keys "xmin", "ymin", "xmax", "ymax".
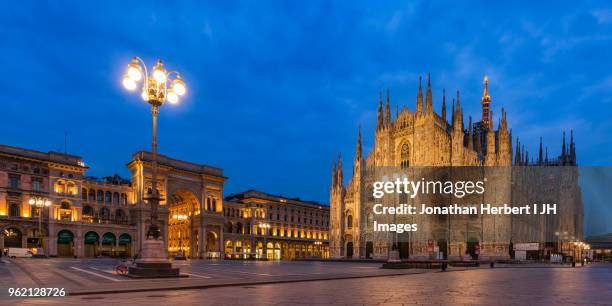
[{"xmin": 1, "ymin": 259, "xmax": 610, "ymax": 305}]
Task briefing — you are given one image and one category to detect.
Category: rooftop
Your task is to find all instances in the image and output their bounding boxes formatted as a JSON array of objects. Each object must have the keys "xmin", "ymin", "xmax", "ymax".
[
  {"xmin": 0, "ymin": 144, "xmax": 87, "ymax": 168},
  {"xmin": 225, "ymin": 189, "xmax": 329, "ymax": 209}
]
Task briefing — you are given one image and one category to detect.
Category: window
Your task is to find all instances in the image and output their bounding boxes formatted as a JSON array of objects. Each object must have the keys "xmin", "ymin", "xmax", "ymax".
[
  {"xmin": 400, "ymin": 143, "xmax": 410, "ymax": 169},
  {"xmin": 367, "ymin": 213, "xmax": 373, "ymax": 228},
  {"xmin": 347, "ymin": 215, "xmax": 353, "ymax": 229},
  {"xmin": 105, "ymin": 191, "xmax": 112, "ymax": 203},
  {"xmin": 9, "ymin": 203, "xmax": 20, "ymax": 217},
  {"xmin": 100, "ymin": 207, "xmax": 110, "ymax": 219},
  {"xmin": 121, "ymin": 193, "xmax": 128, "ymax": 205},
  {"xmin": 89, "ymin": 189, "xmax": 96, "ymax": 202},
  {"xmin": 9, "ymin": 175, "xmax": 20, "ymax": 189},
  {"xmin": 83, "ymin": 206, "xmax": 93, "ymax": 216},
  {"xmin": 113, "ymin": 192, "xmax": 119, "ymax": 204},
  {"xmin": 97, "ymin": 190, "xmax": 103, "ymax": 202},
  {"xmin": 32, "ymin": 177, "xmax": 43, "ymax": 192},
  {"xmin": 81, "ymin": 188, "xmax": 87, "ymax": 200}
]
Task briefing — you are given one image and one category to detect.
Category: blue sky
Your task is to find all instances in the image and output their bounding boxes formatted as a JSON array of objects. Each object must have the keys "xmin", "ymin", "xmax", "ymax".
[{"xmin": 1, "ymin": 1, "xmax": 611, "ymax": 204}]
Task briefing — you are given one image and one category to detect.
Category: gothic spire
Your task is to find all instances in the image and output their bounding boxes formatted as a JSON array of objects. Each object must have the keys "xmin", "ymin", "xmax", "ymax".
[
  {"xmin": 441, "ymin": 88, "xmax": 447, "ymax": 123},
  {"xmin": 337, "ymin": 153, "xmax": 343, "ymax": 187},
  {"xmin": 416, "ymin": 76, "xmax": 423, "ymax": 117},
  {"xmin": 377, "ymin": 92, "xmax": 383, "ymax": 130},
  {"xmin": 482, "ymin": 75, "xmax": 491, "ymax": 128},
  {"xmin": 331, "ymin": 159, "xmax": 337, "ymax": 187},
  {"xmin": 538, "ymin": 137, "xmax": 543, "ymax": 165},
  {"xmin": 425, "ymin": 73, "xmax": 433, "ymax": 116},
  {"xmin": 515, "ymin": 138, "xmax": 521, "ymax": 165},
  {"xmin": 562, "ymin": 131, "xmax": 567, "ymax": 158},
  {"xmin": 468, "ymin": 115, "xmax": 474, "ymax": 150},
  {"xmin": 356, "ymin": 126, "xmax": 362, "ymax": 159},
  {"xmin": 385, "ymin": 89, "xmax": 391, "ymax": 126}
]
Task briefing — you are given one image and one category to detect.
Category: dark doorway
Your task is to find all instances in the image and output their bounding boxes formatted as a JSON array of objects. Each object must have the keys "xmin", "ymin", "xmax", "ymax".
[
  {"xmin": 437, "ymin": 239, "xmax": 448, "ymax": 259},
  {"xmin": 398, "ymin": 232, "xmax": 410, "ymax": 259},
  {"xmin": 467, "ymin": 238, "xmax": 479, "ymax": 260},
  {"xmin": 365, "ymin": 241, "xmax": 373, "ymax": 259},
  {"xmin": 346, "ymin": 242, "xmax": 354, "ymax": 258}
]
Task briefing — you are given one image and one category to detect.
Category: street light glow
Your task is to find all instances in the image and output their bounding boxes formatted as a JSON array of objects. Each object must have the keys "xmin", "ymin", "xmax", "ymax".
[
  {"xmin": 172, "ymin": 78, "xmax": 186, "ymax": 96},
  {"xmin": 167, "ymin": 91, "xmax": 179, "ymax": 104},
  {"xmin": 123, "ymin": 75, "xmax": 137, "ymax": 90},
  {"xmin": 127, "ymin": 63, "xmax": 143, "ymax": 81}
]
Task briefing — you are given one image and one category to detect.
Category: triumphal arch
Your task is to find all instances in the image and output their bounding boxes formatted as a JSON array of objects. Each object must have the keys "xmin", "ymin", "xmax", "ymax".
[{"xmin": 128, "ymin": 151, "xmax": 226, "ymax": 259}]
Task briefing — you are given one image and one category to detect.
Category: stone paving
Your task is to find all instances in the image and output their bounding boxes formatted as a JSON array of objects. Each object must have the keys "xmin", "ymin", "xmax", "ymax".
[{"xmin": 1, "ymin": 259, "xmax": 610, "ymax": 305}]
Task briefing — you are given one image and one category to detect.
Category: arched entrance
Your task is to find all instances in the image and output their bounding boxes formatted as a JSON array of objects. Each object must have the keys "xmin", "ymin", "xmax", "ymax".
[
  {"xmin": 206, "ymin": 231, "xmax": 217, "ymax": 257},
  {"xmin": 118, "ymin": 233, "xmax": 132, "ymax": 258},
  {"xmin": 57, "ymin": 230, "xmax": 74, "ymax": 257},
  {"xmin": 224, "ymin": 240, "xmax": 233, "ymax": 259},
  {"xmin": 346, "ymin": 242, "xmax": 354, "ymax": 259},
  {"xmin": 100, "ymin": 232, "xmax": 116, "ymax": 257},
  {"xmin": 168, "ymin": 190, "xmax": 199, "ymax": 257},
  {"xmin": 4, "ymin": 228, "xmax": 23, "ymax": 248},
  {"xmin": 467, "ymin": 237, "xmax": 479, "ymax": 260},
  {"xmin": 84, "ymin": 231, "xmax": 99, "ymax": 257}
]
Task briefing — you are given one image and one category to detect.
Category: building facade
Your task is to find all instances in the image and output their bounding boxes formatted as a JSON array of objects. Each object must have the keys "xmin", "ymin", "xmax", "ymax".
[
  {"xmin": 0, "ymin": 145, "xmax": 137, "ymax": 258},
  {"xmin": 329, "ymin": 75, "xmax": 582, "ymax": 261},
  {"xmin": 0, "ymin": 144, "xmax": 329, "ymax": 260},
  {"xmin": 223, "ymin": 190, "xmax": 329, "ymax": 260}
]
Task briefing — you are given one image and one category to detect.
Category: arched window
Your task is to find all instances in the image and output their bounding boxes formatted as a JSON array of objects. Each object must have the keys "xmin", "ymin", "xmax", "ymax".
[
  {"xmin": 116, "ymin": 209, "xmax": 125, "ymax": 220},
  {"xmin": 347, "ymin": 215, "xmax": 353, "ymax": 229},
  {"xmin": 89, "ymin": 189, "xmax": 96, "ymax": 202},
  {"xmin": 55, "ymin": 180, "xmax": 66, "ymax": 194},
  {"xmin": 212, "ymin": 198, "xmax": 217, "ymax": 212},
  {"xmin": 66, "ymin": 182, "xmax": 77, "ymax": 196},
  {"xmin": 97, "ymin": 190, "xmax": 103, "ymax": 202},
  {"xmin": 121, "ymin": 193, "xmax": 128, "ymax": 205},
  {"xmin": 105, "ymin": 191, "xmax": 112, "ymax": 203},
  {"xmin": 100, "ymin": 207, "xmax": 110, "ymax": 219},
  {"xmin": 113, "ymin": 192, "xmax": 119, "ymax": 204},
  {"xmin": 206, "ymin": 197, "xmax": 211, "ymax": 211},
  {"xmin": 400, "ymin": 143, "xmax": 410, "ymax": 169},
  {"xmin": 82, "ymin": 188, "xmax": 88, "ymax": 200}
]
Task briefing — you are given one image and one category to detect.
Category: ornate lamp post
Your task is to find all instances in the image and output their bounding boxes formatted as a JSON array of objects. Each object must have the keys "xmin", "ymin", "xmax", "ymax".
[
  {"xmin": 172, "ymin": 213, "xmax": 188, "ymax": 260},
  {"xmin": 122, "ymin": 57, "xmax": 187, "ymax": 278},
  {"xmin": 28, "ymin": 196, "xmax": 51, "ymax": 258}
]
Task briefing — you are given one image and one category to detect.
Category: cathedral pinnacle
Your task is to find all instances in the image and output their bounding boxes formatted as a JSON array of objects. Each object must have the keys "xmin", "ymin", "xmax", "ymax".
[
  {"xmin": 416, "ymin": 76, "xmax": 423, "ymax": 117},
  {"xmin": 441, "ymin": 88, "xmax": 447, "ymax": 123},
  {"xmin": 482, "ymin": 75, "xmax": 491, "ymax": 128},
  {"xmin": 385, "ymin": 89, "xmax": 391, "ymax": 126},
  {"xmin": 356, "ymin": 125, "xmax": 362, "ymax": 159},
  {"xmin": 425, "ymin": 73, "xmax": 433, "ymax": 116},
  {"xmin": 377, "ymin": 92, "xmax": 383, "ymax": 130}
]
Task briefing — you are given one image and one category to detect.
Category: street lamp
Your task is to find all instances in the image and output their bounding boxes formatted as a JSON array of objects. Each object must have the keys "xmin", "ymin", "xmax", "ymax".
[
  {"xmin": 28, "ymin": 196, "xmax": 51, "ymax": 258},
  {"xmin": 258, "ymin": 223, "xmax": 270, "ymax": 259},
  {"xmin": 123, "ymin": 57, "xmax": 187, "ymax": 278},
  {"xmin": 123, "ymin": 57, "xmax": 186, "ymax": 239},
  {"xmin": 172, "ymin": 213, "xmax": 189, "ymax": 260}
]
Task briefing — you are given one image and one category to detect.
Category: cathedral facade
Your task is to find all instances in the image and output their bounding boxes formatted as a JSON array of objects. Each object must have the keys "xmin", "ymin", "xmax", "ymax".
[{"xmin": 329, "ymin": 75, "xmax": 581, "ymax": 261}]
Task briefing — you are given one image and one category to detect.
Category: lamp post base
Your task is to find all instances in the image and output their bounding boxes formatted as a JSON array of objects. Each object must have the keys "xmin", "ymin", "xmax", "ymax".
[{"xmin": 128, "ymin": 239, "xmax": 185, "ymax": 278}]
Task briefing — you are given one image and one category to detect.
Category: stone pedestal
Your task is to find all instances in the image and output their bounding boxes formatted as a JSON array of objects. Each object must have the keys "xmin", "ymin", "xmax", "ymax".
[
  {"xmin": 128, "ymin": 239, "xmax": 183, "ymax": 278},
  {"xmin": 387, "ymin": 250, "xmax": 401, "ymax": 263}
]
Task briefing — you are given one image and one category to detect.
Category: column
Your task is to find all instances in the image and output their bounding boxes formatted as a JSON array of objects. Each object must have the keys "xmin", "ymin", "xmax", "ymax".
[{"xmin": 199, "ymin": 224, "xmax": 206, "ymax": 259}]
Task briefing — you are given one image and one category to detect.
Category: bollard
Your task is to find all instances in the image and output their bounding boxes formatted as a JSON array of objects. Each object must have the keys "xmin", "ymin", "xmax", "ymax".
[
  {"xmin": 572, "ymin": 261, "xmax": 576, "ymax": 268},
  {"xmin": 490, "ymin": 261, "xmax": 494, "ymax": 268}
]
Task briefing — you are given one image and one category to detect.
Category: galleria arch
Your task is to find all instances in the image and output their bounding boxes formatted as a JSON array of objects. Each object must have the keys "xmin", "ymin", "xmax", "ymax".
[{"xmin": 128, "ymin": 151, "xmax": 226, "ymax": 259}]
